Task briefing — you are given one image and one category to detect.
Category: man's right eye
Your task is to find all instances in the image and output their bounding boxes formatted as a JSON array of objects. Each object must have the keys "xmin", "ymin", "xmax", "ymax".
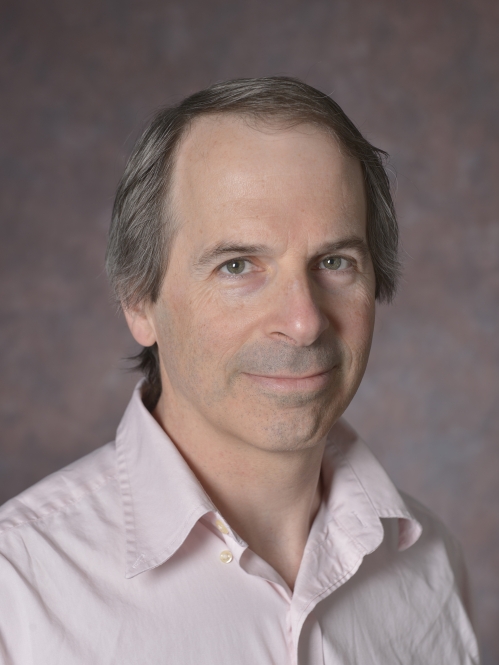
[{"xmin": 220, "ymin": 259, "xmax": 249, "ymax": 275}]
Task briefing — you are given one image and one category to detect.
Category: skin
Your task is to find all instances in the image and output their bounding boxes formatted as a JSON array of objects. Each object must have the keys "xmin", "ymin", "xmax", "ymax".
[{"xmin": 125, "ymin": 115, "xmax": 376, "ymax": 590}]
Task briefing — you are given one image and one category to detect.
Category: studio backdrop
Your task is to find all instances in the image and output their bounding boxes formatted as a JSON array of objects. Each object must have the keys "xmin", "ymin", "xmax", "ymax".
[{"xmin": 1, "ymin": 0, "xmax": 498, "ymax": 662}]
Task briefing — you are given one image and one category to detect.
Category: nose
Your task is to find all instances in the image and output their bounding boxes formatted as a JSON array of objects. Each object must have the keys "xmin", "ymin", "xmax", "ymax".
[{"xmin": 266, "ymin": 271, "xmax": 329, "ymax": 347}]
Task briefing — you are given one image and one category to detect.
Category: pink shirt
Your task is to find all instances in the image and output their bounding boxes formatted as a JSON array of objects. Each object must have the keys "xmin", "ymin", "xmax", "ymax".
[{"xmin": 0, "ymin": 383, "xmax": 480, "ymax": 664}]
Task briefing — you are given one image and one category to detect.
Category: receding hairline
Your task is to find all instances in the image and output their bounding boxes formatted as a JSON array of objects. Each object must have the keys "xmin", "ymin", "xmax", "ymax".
[
  {"xmin": 164, "ymin": 110, "xmax": 358, "ymax": 224},
  {"xmin": 172, "ymin": 109, "xmax": 352, "ymax": 166}
]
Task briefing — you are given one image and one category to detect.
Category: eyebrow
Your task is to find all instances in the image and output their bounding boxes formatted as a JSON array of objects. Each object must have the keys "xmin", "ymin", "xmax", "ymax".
[
  {"xmin": 195, "ymin": 243, "xmax": 270, "ymax": 267},
  {"xmin": 315, "ymin": 235, "xmax": 370, "ymax": 259},
  {"xmin": 194, "ymin": 234, "xmax": 369, "ymax": 268}
]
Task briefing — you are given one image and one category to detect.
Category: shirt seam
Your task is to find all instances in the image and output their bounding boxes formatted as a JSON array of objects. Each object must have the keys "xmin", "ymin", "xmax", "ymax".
[
  {"xmin": 0, "ymin": 472, "xmax": 118, "ymax": 537},
  {"xmin": 115, "ymin": 427, "xmax": 140, "ymax": 569}
]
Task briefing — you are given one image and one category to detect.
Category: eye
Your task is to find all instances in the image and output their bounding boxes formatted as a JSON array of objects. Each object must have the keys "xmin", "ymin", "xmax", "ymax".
[
  {"xmin": 220, "ymin": 259, "xmax": 250, "ymax": 275},
  {"xmin": 319, "ymin": 256, "xmax": 351, "ymax": 271}
]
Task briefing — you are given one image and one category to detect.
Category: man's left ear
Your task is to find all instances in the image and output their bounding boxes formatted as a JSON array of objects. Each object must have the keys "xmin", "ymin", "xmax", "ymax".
[{"xmin": 123, "ymin": 302, "xmax": 157, "ymax": 347}]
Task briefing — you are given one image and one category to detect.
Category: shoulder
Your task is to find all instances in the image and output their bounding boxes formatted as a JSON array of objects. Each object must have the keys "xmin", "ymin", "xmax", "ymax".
[
  {"xmin": 0, "ymin": 444, "xmax": 125, "ymax": 660},
  {"xmin": 0, "ymin": 442, "xmax": 118, "ymax": 538},
  {"xmin": 395, "ymin": 491, "xmax": 472, "ymax": 613}
]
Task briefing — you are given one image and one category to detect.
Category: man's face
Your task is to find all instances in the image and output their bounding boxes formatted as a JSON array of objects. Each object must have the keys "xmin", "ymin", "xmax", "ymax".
[{"xmin": 144, "ymin": 115, "xmax": 375, "ymax": 452}]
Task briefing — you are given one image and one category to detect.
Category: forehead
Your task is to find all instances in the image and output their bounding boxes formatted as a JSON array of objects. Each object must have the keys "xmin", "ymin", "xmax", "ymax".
[{"xmin": 170, "ymin": 114, "xmax": 366, "ymax": 245}]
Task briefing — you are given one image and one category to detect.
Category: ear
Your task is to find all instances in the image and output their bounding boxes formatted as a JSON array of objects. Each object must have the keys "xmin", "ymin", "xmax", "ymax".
[{"xmin": 123, "ymin": 303, "xmax": 157, "ymax": 347}]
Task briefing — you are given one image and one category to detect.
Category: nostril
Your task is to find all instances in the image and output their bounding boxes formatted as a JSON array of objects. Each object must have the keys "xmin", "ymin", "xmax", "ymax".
[{"xmin": 272, "ymin": 331, "xmax": 294, "ymax": 342}]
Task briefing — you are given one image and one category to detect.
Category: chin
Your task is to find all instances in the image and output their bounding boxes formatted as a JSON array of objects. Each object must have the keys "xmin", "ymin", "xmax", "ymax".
[{"xmin": 248, "ymin": 404, "xmax": 339, "ymax": 453}]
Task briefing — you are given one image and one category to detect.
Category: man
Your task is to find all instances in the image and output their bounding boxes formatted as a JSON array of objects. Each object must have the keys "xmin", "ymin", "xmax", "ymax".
[{"xmin": 0, "ymin": 77, "xmax": 480, "ymax": 663}]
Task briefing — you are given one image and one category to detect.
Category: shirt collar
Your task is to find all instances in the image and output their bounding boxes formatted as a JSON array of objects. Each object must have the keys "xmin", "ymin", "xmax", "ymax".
[
  {"xmin": 322, "ymin": 418, "xmax": 422, "ymax": 553},
  {"xmin": 116, "ymin": 383, "xmax": 421, "ymax": 579},
  {"xmin": 116, "ymin": 382, "xmax": 216, "ymax": 578}
]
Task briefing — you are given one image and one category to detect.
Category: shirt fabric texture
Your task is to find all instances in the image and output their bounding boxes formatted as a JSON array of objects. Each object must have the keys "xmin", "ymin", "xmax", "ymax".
[{"xmin": 0, "ymin": 383, "xmax": 480, "ymax": 664}]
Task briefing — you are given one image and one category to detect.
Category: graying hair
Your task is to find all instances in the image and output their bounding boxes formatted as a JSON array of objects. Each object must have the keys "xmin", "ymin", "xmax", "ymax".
[{"xmin": 106, "ymin": 76, "xmax": 399, "ymax": 410}]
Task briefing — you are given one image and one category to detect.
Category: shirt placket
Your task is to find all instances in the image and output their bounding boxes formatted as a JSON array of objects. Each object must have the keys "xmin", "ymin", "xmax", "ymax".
[
  {"xmin": 204, "ymin": 512, "xmax": 301, "ymax": 663},
  {"xmin": 205, "ymin": 510, "xmax": 329, "ymax": 665}
]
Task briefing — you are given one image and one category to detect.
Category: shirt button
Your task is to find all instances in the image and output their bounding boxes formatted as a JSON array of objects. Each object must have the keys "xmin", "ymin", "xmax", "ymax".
[
  {"xmin": 219, "ymin": 550, "xmax": 233, "ymax": 564},
  {"xmin": 215, "ymin": 519, "xmax": 229, "ymax": 535}
]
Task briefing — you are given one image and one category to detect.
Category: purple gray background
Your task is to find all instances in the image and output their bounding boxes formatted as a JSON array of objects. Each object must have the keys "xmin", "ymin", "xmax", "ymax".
[{"xmin": 1, "ymin": 0, "xmax": 498, "ymax": 661}]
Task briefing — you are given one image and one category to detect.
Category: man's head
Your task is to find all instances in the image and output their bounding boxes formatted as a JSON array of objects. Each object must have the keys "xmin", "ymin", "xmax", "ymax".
[{"xmin": 106, "ymin": 78, "xmax": 398, "ymax": 446}]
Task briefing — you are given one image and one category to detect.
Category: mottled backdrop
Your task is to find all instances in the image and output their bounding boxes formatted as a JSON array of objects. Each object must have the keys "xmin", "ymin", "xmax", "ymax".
[{"xmin": 1, "ymin": 0, "xmax": 498, "ymax": 661}]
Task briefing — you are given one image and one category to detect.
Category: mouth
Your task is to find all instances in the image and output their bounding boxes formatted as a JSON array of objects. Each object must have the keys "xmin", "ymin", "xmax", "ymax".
[{"xmin": 242, "ymin": 369, "xmax": 333, "ymax": 393}]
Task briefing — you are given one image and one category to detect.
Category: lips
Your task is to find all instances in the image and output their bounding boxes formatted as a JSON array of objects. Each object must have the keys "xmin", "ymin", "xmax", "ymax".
[
  {"xmin": 232, "ymin": 338, "xmax": 340, "ymax": 395},
  {"xmin": 243, "ymin": 369, "xmax": 333, "ymax": 393}
]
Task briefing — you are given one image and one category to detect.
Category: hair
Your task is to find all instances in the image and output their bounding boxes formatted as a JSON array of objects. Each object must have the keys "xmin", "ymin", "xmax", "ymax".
[{"xmin": 106, "ymin": 76, "xmax": 399, "ymax": 411}]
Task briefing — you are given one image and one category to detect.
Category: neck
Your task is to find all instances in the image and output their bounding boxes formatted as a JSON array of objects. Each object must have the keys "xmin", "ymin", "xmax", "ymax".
[{"xmin": 153, "ymin": 392, "xmax": 325, "ymax": 591}]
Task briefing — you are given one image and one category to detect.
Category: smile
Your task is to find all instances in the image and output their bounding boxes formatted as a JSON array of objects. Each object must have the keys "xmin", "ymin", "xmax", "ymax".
[{"xmin": 243, "ymin": 369, "xmax": 333, "ymax": 393}]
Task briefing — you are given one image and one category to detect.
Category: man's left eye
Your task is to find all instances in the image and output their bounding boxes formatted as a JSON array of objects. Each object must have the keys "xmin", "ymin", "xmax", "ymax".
[
  {"xmin": 220, "ymin": 259, "xmax": 250, "ymax": 275},
  {"xmin": 319, "ymin": 256, "xmax": 350, "ymax": 271}
]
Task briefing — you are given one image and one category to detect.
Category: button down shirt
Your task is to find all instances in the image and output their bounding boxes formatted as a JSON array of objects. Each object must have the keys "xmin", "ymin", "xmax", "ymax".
[{"xmin": 0, "ymin": 383, "xmax": 480, "ymax": 664}]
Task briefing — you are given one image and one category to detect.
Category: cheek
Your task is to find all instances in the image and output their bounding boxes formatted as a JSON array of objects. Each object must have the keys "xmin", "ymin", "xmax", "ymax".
[
  {"xmin": 330, "ymin": 289, "xmax": 375, "ymax": 361},
  {"xmin": 160, "ymin": 284, "xmax": 255, "ymax": 378}
]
